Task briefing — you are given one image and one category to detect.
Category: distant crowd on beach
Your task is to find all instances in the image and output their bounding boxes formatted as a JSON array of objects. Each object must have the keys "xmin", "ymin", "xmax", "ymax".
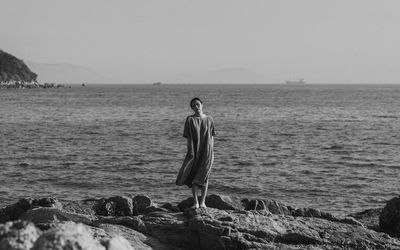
[{"xmin": 0, "ymin": 80, "xmax": 66, "ymax": 89}]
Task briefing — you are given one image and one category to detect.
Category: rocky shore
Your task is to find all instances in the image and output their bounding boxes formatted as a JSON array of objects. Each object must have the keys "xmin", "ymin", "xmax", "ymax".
[
  {"xmin": 0, "ymin": 81, "xmax": 66, "ymax": 89},
  {"xmin": 1, "ymin": 194, "xmax": 400, "ymax": 250}
]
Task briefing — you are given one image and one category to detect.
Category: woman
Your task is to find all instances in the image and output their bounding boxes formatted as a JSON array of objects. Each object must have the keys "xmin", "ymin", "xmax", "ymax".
[{"xmin": 176, "ymin": 97, "xmax": 215, "ymax": 208}]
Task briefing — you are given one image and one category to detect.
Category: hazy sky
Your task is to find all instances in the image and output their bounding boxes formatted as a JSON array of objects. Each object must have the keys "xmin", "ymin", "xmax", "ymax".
[{"xmin": 2, "ymin": 0, "xmax": 400, "ymax": 83}]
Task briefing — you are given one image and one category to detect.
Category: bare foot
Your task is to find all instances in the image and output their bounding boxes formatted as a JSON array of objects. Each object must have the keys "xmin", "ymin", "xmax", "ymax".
[
  {"xmin": 200, "ymin": 204, "xmax": 207, "ymax": 208},
  {"xmin": 191, "ymin": 204, "xmax": 199, "ymax": 209}
]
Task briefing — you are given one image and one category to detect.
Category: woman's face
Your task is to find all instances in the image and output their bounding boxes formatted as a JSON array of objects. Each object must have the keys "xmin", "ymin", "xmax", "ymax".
[{"xmin": 191, "ymin": 100, "xmax": 203, "ymax": 114}]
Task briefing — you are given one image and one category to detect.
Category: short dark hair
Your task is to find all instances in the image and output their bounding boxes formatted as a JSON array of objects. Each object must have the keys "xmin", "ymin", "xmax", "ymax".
[{"xmin": 190, "ymin": 97, "xmax": 203, "ymax": 107}]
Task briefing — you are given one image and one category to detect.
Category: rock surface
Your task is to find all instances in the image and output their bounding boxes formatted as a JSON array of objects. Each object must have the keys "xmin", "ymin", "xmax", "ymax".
[
  {"xmin": 1, "ymin": 194, "xmax": 400, "ymax": 250},
  {"xmin": 380, "ymin": 196, "xmax": 400, "ymax": 237}
]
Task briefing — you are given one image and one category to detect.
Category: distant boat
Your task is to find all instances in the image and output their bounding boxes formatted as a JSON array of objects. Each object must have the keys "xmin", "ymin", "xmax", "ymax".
[
  {"xmin": 82, "ymin": 83, "xmax": 87, "ymax": 87},
  {"xmin": 153, "ymin": 82, "xmax": 162, "ymax": 86},
  {"xmin": 285, "ymin": 78, "xmax": 306, "ymax": 85}
]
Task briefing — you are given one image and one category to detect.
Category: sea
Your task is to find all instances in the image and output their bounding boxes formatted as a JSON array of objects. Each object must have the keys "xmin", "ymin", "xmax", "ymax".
[{"xmin": 1, "ymin": 84, "xmax": 399, "ymax": 216}]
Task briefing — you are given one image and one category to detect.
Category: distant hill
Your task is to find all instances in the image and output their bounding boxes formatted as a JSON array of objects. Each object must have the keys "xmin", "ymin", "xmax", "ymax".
[
  {"xmin": 170, "ymin": 67, "xmax": 266, "ymax": 84},
  {"xmin": 26, "ymin": 61, "xmax": 115, "ymax": 84},
  {"xmin": 0, "ymin": 49, "xmax": 37, "ymax": 82}
]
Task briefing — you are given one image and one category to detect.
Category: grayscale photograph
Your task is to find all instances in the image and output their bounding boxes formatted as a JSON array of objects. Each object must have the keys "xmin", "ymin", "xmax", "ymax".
[{"xmin": 1, "ymin": 1, "xmax": 400, "ymax": 249}]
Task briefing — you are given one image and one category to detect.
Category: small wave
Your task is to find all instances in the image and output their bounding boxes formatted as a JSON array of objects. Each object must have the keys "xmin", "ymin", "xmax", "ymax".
[
  {"xmin": 322, "ymin": 144, "xmax": 344, "ymax": 150},
  {"xmin": 384, "ymin": 164, "xmax": 400, "ymax": 169},
  {"xmin": 272, "ymin": 133, "xmax": 296, "ymax": 136},
  {"xmin": 299, "ymin": 170, "xmax": 313, "ymax": 175},
  {"xmin": 235, "ymin": 161, "xmax": 254, "ymax": 166},
  {"xmin": 261, "ymin": 162, "xmax": 277, "ymax": 166},
  {"xmin": 344, "ymin": 183, "xmax": 368, "ymax": 189},
  {"xmin": 55, "ymin": 180, "xmax": 100, "ymax": 189},
  {"xmin": 347, "ymin": 162, "xmax": 380, "ymax": 168},
  {"xmin": 373, "ymin": 115, "xmax": 399, "ymax": 119},
  {"xmin": 372, "ymin": 142, "xmax": 400, "ymax": 146}
]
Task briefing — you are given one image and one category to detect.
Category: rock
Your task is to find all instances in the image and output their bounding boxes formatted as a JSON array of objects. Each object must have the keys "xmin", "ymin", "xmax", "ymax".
[
  {"xmin": 132, "ymin": 195, "xmax": 152, "ymax": 215},
  {"xmin": 2, "ymin": 196, "xmax": 400, "ymax": 249},
  {"xmin": 205, "ymin": 194, "xmax": 244, "ymax": 210},
  {"xmin": 34, "ymin": 198, "xmax": 63, "ymax": 209},
  {"xmin": 241, "ymin": 198, "xmax": 293, "ymax": 215},
  {"xmin": 31, "ymin": 222, "xmax": 106, "ymax": 250},
  {"xmin": 19, "ymin": 207, "xmax": 93, "ymax": 230},
  {"xmin": 160, "ymin": 203, "xmax": 180, "ymax": 213},
  {"xmin": 178, "ymin": 194, "xmax": 244, "ymax": 211},
  {"xmin": 92, "ymin": 195, "xmax": 154, "ymax": 216},
  {"xmin": 143, "ymin": 205, "xmax": 170, "ymax": 214},
  {"xmin": 61, "ymin": 199, "xmax": 96, "ymax": 216},
  {"xmin": 97, "ymin": 223, "xmax": 175, "ymax": 250},
  {"xmin": 349, "ymin": 208, "xmax": 382, "ymax": 231},
  {"xmin": 126, "ymin": 212, "xmax": 190, "ymax": 248},
  {"xmin": 183, "ymin": 208, "xmax": 399, "ymax": 250},
  {"xmin": 93, "ymin": 196, "xmax": 133, "ymax": 216},
  {"xmin": 0, "ymin": 198, "xmax": 62, "ymax": 223},
  {"xmin": 0, "ymin": 220, "xmax": 41, "ymax": 250},
  {"xmin": 380, "ymin": 196, "xmax": 400, "ymax": 237}
]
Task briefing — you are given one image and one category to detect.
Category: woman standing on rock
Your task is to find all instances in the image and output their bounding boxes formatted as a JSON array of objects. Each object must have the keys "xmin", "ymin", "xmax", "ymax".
[{"xmin": 176, "ymin": 97, "xmax": 216, "ymax": 208}]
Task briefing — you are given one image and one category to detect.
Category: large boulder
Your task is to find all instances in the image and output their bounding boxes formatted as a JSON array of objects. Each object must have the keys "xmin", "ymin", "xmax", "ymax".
[
  {"xmin": 0, "ymin": 198, "xmax": 62, "ymax": 223},
  {"xmin": 132, "ymin": 195, "xmax": 152, "ymax": 215},
  {"xmin": 19, "ymin": 207, "xmax": 93, "ymax": 229},
  {"xmin": 380, "ymin": 196, "xmax": 400, "ymax": 237},
  {"xmin": 93, "ymin": 195, "xmax": 153, "ymax": 216},
  {"xmin": 93, "ymin": 196, "xmax": 133, "ymax": 216},
  {"xmin": 0, "ymin": 220, "xmax": 41, "ymax": 250}
]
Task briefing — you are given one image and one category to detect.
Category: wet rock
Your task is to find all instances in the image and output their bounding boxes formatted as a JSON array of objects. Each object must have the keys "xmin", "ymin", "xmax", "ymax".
[
  {"xmin": 132, "ymin": 195, "xmax": 152, "ymax": 215},
  {"xmin": 0, "ymin": 220, "xmax": 41, "ymax": 250},
  {"xmin": 380, "ymin": 196, "xmax": 400, "ymax": 237},
  {"xmin": 93, "ymin": 196, "xmax": 133, "ymax": 216},
  {"xmin": 31, "ymin": 222, "xmax": 106, "ymax": 250}
]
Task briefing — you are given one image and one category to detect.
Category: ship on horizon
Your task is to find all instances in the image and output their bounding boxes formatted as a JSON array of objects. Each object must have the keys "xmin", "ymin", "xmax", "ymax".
[{"xmin": 285, "ymin": 78, "xmax": 306, "ymax": 85}]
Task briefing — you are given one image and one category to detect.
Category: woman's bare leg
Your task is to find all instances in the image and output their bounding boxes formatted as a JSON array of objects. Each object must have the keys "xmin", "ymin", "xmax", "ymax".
[
  {"xmin": 199, "ymin": 180, "xmax": 209, "ymax": 208},
  {"xmin": 192, "ymin": 184, "xmax": 200, "ymax": 208}
]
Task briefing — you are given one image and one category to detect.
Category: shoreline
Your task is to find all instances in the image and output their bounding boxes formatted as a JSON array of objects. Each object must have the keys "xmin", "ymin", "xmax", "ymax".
[
  {"xmin": 1, "ymin": 194, "xmax": 399, "ymax": 249},
  {"xmin": 0, "ymin": 80, "xmax": 67, "ymax": 89}
]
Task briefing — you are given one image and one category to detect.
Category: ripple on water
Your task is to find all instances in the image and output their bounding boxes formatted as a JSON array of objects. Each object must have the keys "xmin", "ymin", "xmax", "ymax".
[{"xmin": 1, "ymin": 84, "xmax": 400, "ymax": 215}]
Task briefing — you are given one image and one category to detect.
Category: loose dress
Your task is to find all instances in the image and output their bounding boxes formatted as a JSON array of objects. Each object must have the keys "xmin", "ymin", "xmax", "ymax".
[{"xmin": 176, "ymin": 115, "xmax": 215, "ymax": 188}]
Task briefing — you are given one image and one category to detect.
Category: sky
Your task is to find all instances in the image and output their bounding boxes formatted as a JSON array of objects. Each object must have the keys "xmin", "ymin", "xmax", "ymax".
[{"xmin": 1, "ymin": 0, "xmax": 400, "ymax": 83}]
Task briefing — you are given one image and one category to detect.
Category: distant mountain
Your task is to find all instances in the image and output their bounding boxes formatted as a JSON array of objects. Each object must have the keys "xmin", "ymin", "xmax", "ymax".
[
  {"xmin": 26, "ymin": 61, "xmax": 115, "ymax": 84},
  {"xmin": 0, "ymin": 49, "xmax": 37, "ymax": 82},
  {"xmin": 170, "ymin": 67, "xmax": 266, "ymax": 84}
]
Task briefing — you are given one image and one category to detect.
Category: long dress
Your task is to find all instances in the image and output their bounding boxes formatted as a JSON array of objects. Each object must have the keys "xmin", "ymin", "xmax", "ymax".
[{"xmin": 176, "ymin": 115, "xmax": 215, "ymax": 188}]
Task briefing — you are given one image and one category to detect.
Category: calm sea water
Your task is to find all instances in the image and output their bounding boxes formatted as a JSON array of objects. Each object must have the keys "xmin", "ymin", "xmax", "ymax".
[{"xmin": 1, "ymin": 84, "xmax": 399, "ymax": 215}]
